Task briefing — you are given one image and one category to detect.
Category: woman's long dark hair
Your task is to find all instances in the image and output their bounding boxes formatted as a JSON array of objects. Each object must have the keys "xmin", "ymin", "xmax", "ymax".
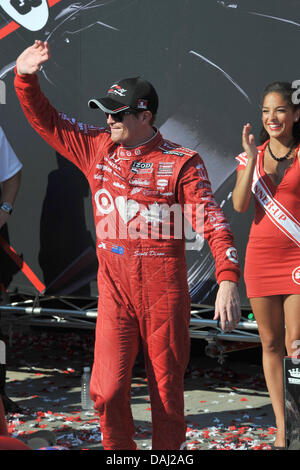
[{"xmin": 259, "ymin": 81, "xmax": 300, "ymax": 144}]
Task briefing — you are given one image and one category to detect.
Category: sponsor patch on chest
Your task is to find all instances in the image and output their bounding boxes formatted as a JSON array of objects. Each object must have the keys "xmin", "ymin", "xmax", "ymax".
[
  {"xmin": 130, "ymin": 161, "xmax": 153, "ymax": 174},
  {"xmin": 157, "ymin": 162, "xmax": 175, "ymax": 176}
]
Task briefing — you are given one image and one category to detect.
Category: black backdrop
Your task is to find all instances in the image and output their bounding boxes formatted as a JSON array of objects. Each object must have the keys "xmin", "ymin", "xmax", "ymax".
[{"xmin": 0, "ymin": 0, "xmax": 299, "ymax": 306}]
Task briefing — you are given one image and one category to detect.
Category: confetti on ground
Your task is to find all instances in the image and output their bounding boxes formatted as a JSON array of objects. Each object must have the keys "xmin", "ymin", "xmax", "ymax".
[{"xmin": 2, "ymin": 329, "xmax": 276, "ymax": 450}]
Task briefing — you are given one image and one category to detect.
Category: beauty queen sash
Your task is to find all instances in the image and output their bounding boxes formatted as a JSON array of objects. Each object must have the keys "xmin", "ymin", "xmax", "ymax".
[{"xmin": 252, "ymin": 156, "xmax": 300, "ymax": 248}]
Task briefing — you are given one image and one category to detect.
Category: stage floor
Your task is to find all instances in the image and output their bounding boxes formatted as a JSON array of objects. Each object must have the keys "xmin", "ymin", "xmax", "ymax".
[{"xmin": 2, "ymin": 326, "xmax": 277, "ymax": 451}]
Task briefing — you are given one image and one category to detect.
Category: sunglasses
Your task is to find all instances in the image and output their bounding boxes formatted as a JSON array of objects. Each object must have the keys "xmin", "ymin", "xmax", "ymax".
[{"xmin": 105, "ymin": 109, "xmax": 142, "ymax": 122}]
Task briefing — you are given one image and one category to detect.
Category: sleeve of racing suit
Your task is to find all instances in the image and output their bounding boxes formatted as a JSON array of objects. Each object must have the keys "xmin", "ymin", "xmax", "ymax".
[
  {"xmin": 14, "ymin": 70, "xmax": 103, "ymax": 176},
  {"xmin": 235, "ymin": 151, "xmax": 249, "ymax": 171},
  {"xmin": 176, "ymin": 154, "xmax": 240, "ymax": 284}
]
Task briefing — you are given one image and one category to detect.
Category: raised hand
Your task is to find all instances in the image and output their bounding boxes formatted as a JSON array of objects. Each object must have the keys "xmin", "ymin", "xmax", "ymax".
[
  {"xmin": 242, "ymin": 123, "xmax": 258, "ymax": 161},
  {"xmin": 16, "ymin": 40, "xmax": 50, "ymax": 75}
]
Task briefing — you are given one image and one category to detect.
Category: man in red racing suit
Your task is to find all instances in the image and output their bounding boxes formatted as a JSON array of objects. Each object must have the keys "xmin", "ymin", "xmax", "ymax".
[{"xmin": 14, "ymin": 41, "xmax": 241, "ymax": 450}]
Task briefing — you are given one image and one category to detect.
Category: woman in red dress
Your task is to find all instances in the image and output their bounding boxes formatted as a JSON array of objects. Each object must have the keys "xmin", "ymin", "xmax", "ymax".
[{"xmin": 232, "ymin": 82, "xmax": 300, "ymax": 448}]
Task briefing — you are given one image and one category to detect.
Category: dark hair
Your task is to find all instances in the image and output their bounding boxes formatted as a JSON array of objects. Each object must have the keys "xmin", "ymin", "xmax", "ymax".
[{"xmin": 259, "ymin": 81, "xmax": 300, "ymax": 144}]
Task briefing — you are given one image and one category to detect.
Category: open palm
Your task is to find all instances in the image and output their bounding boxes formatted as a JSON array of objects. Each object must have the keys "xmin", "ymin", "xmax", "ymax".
[
  {"xmin": 16, "ymin": 40, "xmax": 50, "ymax": 75},
  {"xmin": 242, "ymin": 123, "xmax": 258, "ymax": 160}
]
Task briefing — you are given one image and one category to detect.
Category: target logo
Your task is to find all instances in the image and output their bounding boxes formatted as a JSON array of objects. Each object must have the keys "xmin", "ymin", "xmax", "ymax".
[
  {"xmin": 292, "ymin": 266, "xmax": 300, "ymax": 285},
  {"xmin": 95, "ymin": 189, "xmax": 140, "ymax": 224},
  {"xmin": 94, "ymin": 189, "xmax": 114, "ymax": 215}
]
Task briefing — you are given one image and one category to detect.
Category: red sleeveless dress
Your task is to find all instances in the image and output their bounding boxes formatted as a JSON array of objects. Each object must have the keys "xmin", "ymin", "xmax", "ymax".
[{"xmin": 236, "ymin": 141, "xmax": 300, "ymax": 298}]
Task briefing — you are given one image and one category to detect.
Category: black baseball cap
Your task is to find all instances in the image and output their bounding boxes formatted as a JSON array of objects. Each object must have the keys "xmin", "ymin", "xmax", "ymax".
[{"xmin": 88, "ymin": 76, "xmax": 158, "ymax": 115}]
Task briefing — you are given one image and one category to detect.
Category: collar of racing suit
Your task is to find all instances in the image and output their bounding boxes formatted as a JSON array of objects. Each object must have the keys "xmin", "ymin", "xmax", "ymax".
[{"xmin": 115, "ymin": 128, "xmax": 162, "ymax": 160}]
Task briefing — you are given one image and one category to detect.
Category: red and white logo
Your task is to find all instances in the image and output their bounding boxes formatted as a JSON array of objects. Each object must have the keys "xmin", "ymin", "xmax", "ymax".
[
  {"xmin": 292, "ymin": 266, "xmax": 300, "ymax": 285},
  {"xmin": 0, "ymin": 0, "xmax": 65, "ymax": 39},
  {"xmin": 108, "ymin": 84, "xmax": 127, "ymax": 97},
  {"xmin": 226, "ymin": 247, "xmax": 239, "ymax": 264},
  {"xmin": 137, "ymin": 99, "xmax": 148, "ymax": 109}
]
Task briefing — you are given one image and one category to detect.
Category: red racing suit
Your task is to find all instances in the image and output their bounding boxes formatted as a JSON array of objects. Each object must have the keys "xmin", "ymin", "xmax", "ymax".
[{"xmin": 14, "ymin": 71, "xmax": 240, "ymax": 450}]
